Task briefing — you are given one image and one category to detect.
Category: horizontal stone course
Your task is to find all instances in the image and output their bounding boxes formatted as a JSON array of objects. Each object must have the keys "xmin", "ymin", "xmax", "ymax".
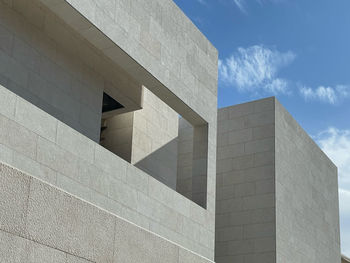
[
  {"xmin": 216, "ymin": 98, "xmax": 276, "ymax": 261},
  {"xmin": 216, "ymin": 97, "xmax": 340, "ymax": 263},
  {"xmin": 0, "ymin": 162, "xmax": 214, "ymax": 263},
  {"xmin": 0, "ymin": 85, "xmax": 213, "ymax": 259}
]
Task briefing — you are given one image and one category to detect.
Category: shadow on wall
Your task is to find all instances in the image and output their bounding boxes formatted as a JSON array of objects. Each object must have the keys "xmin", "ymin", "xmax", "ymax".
[
  {"xmin": 131, "ymin": 116, "xmax": 207, "ymax": 209},
  {"xmin": 0, "ymin": 74, "xmax": 103, "ymax": 142},
  {"xmin": 134, "ymin": 138, "xmax": 179, "ymax": 190}
]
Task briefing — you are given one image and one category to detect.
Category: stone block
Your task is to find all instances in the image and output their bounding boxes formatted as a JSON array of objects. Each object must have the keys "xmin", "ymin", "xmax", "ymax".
[
  {"xmin": 0, "ymin": 164, "xmax": 30, "ymax": 236},
  {"xmin": 228, "ymin": 128, "xmax": 252, "ymax": 145},
  {"xmin": 26, "ymin": 179, "xmax": 115, "ymax": 262},
  {"xmin": 0, "ymin": 230, "xmax": 67, "ymax": 263},
  {"xmin": 15, "ymin": 96, "xmax": 58, "ymax": 142},
  {"xmin": 178, "ymin": 247, "xmax": 214, "ymax": 263},
  {"xmin": 216, "ymin": 226, "xmax": 243, "ymax": 242},
  {"xmin": 244, "ymin": 138, "xmax": 274, "ymax": 155},
  {"xmin": 252, "ymin": 124, "xmax": 274, "ymax": 140},
  {"xmin": 0, "ymin": 143, "xmax": 14, "ymax": 165},
  {"xmin": 244, "ymin": 111, "xmax": 274, "ymax": 129},
  {"xmin": 243, "ymin": 223, "xmax": 275, "ymax": 239},
  {"xmin": 66, "ymin": 254, "xmax": 92, "ymax": 263},
  {"xmin": 0, "ymin": 115, "xmax": 38, "ymax": 160},
  {"xmin": 56, "ymin": 122, "xmax": 95, "ymax": 163},
  {"xmin": 12, "ymin": 153, "xmax": 57, "ymax": 185},
  {"xmin": 37, "ymin": 137, "xmax": 79, "ymax": 179},
  {"xmin": 94, "ymin": 145, "xmax": 127, "ymax": 182},
  {"xmin": 113, "ymin": 218, "xmax": 178, "ymax": 263},
  {"xmin": 0, "ymin": 84, "xmax": 16, "ymax": 119},
  {"xmin": 0, "ymin": 23, "xmax": 14, "ymax": 55},
  {"xmin": 108, "ymin": 177, "xmax": 138, "ymax": 210}
]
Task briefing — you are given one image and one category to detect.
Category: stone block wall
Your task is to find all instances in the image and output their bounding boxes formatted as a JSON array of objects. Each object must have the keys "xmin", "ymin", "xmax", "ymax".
[
  {"xmin": 215, "ymin": 97, "xmax": 340, "ymax": 263},
  {"xmin": 0, "ymin": 162, "xmax": 214, "ymax": 263},
  {"xmin": 0, "ymin": 0, "xmax": 218, "ymax": 259},
  {"xmin": 216, "ymin": 98, "xmax": 276, "ymax": 263},
  {"xmin": 38, "ymin": 0, "xmax": 218, "ymax": 124},
  {"xmin": 102, "ymin": 88, "xmax": 180, "ymax": 190},
  {"xmin": 0, "ymin": 0, "xmax": 142, "ymax": 142},
  {"xmin": 132, "ymin": 88, "xmax": 179, "ymax": 189},
  {"xmin": 177, "ymin": 118, "xmax": 194, "ymax": 199},
  {"xmin": 101, "ymin": 112, "xmax": 134, "ymax": 162},
  {"xmin": 35, "ymin": 0, "xmax": 218, "ymax": 215},
  {"xmin": 275, "ymin": 100, "xmax": 340, "ymax": 263},
  {"xmin": 0, "ymin": 85, "xmax": 215, "ymax": 259}
]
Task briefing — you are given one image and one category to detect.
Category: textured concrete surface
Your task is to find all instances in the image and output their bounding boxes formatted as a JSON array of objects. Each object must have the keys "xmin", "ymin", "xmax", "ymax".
[
  {"xmin": 0, "ymin": 85, "xmax": 214, "ymax": 259},
  {"xmin": 215, "ymin": 97, "xmax": 340, "ymax": 263},
  {"xmin": 0, "ymin": 162, "xmax": 214, "ymax": 263},
  {"xmin": 275, "ymin": 99, "xmax": 340, "ymax": 263}
]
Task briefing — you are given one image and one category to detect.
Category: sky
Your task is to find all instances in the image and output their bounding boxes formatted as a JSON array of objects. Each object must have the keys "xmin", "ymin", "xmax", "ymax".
[{"xmin": 174, "ymin": 0, "xmax": 350, "ymax": 256}]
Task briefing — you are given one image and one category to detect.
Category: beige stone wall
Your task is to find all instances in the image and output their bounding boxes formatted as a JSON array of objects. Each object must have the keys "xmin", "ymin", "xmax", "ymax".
[
  {"xmin": 275, "ymin": 100, "xmax": 340, "ymax": 263},
  {"xmin": 0, "ymin": 0, "xmax": 218, "ymax": 259},
  {"xmin": 177, "ymin": 118, "xmax": 209, "ymax": 208},
  {"xmin": 0, "ymin": 0, "xmax": 142, "ymax": 142},
  {"xmin": 0, "ymin": 162, "xmax": 214, "ymax": 263},
  {"xmin": 216, "ymin": 98, "xmax": 276, "ymax": 263},
  {"xmin": 0, "ymin": 85, "xmax": 214, "ymax": 259},
  {"xmin": 132, "ymin": 88, "xmax": 179, "ymax": 189},
  {"xmin": 33, "ymin": 0, "xmax": 218, "ymax": 256},
  {"xmin": 177, "ymin": 118, "xmax": 194, "ymax": 199},
  {"xmin": 38, "ymin": 0, "xmax": 218, "ymax": 125},
  {"xmin": 215, "ymin": 97, "xmax": 340, "ymax": 263},
  {"xmin": 101, "ymin": 88, "xmax": 179, "ymax": 190},
  {"xmin": 101, "ymin": 112, "xmax": 134, "ymax": 162}
]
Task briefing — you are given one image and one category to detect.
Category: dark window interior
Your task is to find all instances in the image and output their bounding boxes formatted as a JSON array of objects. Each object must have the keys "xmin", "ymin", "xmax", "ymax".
[{"xmin": 102, "ymin": 92, "xmax": 124, "ymax": 113}]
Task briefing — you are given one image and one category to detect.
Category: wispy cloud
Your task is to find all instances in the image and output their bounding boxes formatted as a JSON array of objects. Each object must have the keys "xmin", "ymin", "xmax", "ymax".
[
  {"xmin": 316, "ymin": 128, "xmax": 350, "ymax": 256},
  {"xmin": 219, "ymin": 45, "xmax": 295, "ymax": 95},
  {"xmin": 233, "ymin": 0, "xmax": 286, "ymax": 13},
  {"xmin": 233, "ymin": 0, "xmax": 247, "ymax": 13},
  {"xmin": 299, "ymin": 85, "xmax": 350, "ymax": 104},
  {"xmin": 317, "ymin": 128, "xmax": 350, "ymax": 185},
  {"xmin": 196, "ymin": 0, "xmax": 208, "ymax": 6}
]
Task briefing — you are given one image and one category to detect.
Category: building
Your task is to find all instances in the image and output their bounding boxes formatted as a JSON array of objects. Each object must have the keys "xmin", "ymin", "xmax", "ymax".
[
  {"xmin": 215, "ymin": 98, "xmax": 341, "ymax": 263},
  {"xmin": 343, "ymin": 255, "xmax": 350, "ymax": 263},
  {"xmin": 0, "ymin": 0, "xmax": 340, "ymax": 262}
]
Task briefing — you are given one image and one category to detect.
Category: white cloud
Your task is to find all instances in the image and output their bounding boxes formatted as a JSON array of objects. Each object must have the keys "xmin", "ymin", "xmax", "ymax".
[
  {"xmin": 196, "ymin": 0, "xmax": 208, "ymax": 6},
  {"xmin": 234, "ymin": 0, "xmax": 286, "ymax": 13},
  {"xmin": 316, "ymin": 128, "xmax": 350, "ymax": 256},
  {"xmin": 233, "ymin": 0, "xmax": 247, "ymax": 13},
  {"xmin": 317, "ymin": 128, "xmax": 350, "ymax": 188},
  {"xmin": 219, "ymin": 45, "xmax": 295, "ymax": 95},
  {"xmin": 264, "ymin": 78, "xmax": 289, "ymax": 94},
  {"xmin": 299, "ymin": 85, "xmax": 350, "ymax": 104}
]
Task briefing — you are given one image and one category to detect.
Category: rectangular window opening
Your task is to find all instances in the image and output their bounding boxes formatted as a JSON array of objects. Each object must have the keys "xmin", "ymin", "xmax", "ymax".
[{"xmin": 99, "ymin": 89, "xmax": 208, "ymax": 209}]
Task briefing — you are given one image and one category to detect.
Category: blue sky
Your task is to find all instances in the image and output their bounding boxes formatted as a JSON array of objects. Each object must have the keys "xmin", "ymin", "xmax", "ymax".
[{"xmin": 174, "ymin": 0, "xmax": 350, "ymax": 256}]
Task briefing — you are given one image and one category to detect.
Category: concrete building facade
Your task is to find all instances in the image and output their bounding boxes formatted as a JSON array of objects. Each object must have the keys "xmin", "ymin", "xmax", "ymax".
[
  {"xmin": 0, "ymin": 0, "xmax": 217, "ymax": 261},
  {"xmin": 215, "ymin": 97, "xmax": 340, "ymax": 263},
  {"xmin": 0, "ymin": 0, "xmax": 341, "ymax": 262}
]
